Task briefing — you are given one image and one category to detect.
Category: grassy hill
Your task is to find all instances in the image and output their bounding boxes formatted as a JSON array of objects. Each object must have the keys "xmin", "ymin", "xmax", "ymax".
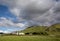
[
  {"xmin": 20, "ymin": 26, "xmax": 48, "ymax": 35},
  {"xmin": 21, "ymin": 26, "xmax": 47, "ymax": 33},
  {"xmin": 46, "ymin": 24, "xmax": 60, "ymax": 35},
  {"xmin": 20, "ymin": 24, "xmax": 60, "ymax": 35}
]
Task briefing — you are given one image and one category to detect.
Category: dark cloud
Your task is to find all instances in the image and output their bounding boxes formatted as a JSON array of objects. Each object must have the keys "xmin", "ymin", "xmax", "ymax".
[
  {"xmin": 0, "ymin": 0, "xmax": 60, "ymax": 27},
  {"xmin": 13, "ymin": 0, "xmax": 60, "ymax": 26}
]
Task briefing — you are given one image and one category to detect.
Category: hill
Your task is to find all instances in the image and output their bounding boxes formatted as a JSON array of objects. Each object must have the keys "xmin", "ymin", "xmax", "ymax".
[
  {"xmin": 46, "ymin": 24, "xmax": 60, "ymax": 35},
  {"xmin": 20, "ymin": 24, "xmax": 60, "ymax": 35}
]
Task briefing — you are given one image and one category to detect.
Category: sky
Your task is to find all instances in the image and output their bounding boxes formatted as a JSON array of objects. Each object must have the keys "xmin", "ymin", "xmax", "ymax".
[{"xmin": 0, "ymin": 0, "xmax": 60, "ymax": 33}]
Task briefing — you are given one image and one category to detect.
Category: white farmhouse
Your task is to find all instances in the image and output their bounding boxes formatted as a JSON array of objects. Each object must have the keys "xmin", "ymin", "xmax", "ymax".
[{"xmin": 16, "ymin": 32, "xmax": 25, "ymax": 35}]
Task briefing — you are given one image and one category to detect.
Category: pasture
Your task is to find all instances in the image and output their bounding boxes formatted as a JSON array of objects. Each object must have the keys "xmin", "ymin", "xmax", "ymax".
[{"xmin": 0, "ymin": 35, "xmax": 60, "ymax": 41}]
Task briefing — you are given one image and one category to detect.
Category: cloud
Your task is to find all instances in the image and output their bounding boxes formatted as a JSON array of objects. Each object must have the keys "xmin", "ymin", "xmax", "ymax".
[
  {"xmin": 0, "ymin": 30, "xmax": 4, "ymax": 32},
  {"xmin": 0, "ymin": 0, "xmax": 60, "ymax": 27},
  {"xmin": 10, "ymin": 8, "xmax": 20, "ymax": 16},
  {"xmin": 0, "ymin": 29, "xmax": 12, "ymax": 33},
  {"xmin": 3, "ymin": 29, "xmax": 15, "ymax": 33},
  {"xmin": 0, "ymin": 17, "xmax": 27, "ymax": 27}
]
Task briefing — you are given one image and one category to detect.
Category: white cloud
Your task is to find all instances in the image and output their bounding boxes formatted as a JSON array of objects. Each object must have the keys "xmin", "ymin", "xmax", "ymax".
[
  {"xmin": 16, "ymin": 23, "xmax": 25, "ymax": 27},
  {"xmin": 10, "ymin": 8, "xmax": 20, "ymax": 17},
  {"xmin": 3, "ymin": 29, "xmax": 14, "ymax": 33},
  {"xmin": 0, "ymin": 30, "xmax": 4, "ymax": 32},
  {"xmin": 0, "ymin": 17, "xmax": 26, "ymax": 27},
  {"xmin": 3, "ymin": 31, "xmax": 10, "ymax": 33}
]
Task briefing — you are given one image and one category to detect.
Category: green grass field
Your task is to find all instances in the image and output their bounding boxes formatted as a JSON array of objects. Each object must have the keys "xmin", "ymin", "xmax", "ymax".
[{"xmin": 0, "ymin": 36, "xmax": 60, "ymax": 41}]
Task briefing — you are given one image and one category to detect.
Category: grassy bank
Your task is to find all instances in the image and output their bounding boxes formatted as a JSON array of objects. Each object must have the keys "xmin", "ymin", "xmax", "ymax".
[{"xmin": 0, "ymin": 36, "xmax": 60, "ymax": 41}]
